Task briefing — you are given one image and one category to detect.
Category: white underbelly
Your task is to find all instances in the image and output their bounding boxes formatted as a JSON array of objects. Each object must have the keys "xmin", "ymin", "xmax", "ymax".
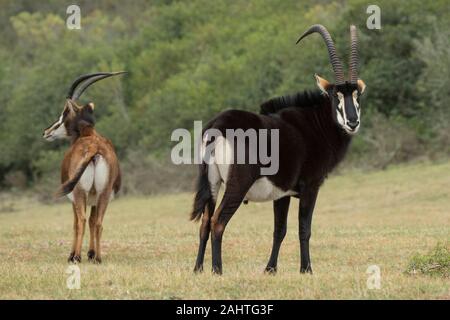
[
  {"xmin": 204, "ymin": 136, "xmax": 296, "ymax": 202},
  {"xmin": 66, "ymin": 155, "xmax": 112, "ymax": 205},
  {"xmin": 245, "ymin": 177, "xmax": 297, "ymax": 202}
]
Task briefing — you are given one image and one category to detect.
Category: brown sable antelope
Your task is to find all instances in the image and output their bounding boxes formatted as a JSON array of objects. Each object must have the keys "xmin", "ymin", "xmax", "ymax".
[
  {"xmin": 43, "ymin": 72, "xmax": 126, "ymax": 263},
  {"xmin": 190, "ymin": 25, "xmax": 366, "ymax": 274}
]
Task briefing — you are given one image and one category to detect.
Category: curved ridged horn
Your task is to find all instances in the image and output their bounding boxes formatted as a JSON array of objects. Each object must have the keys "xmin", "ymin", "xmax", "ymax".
[
  {"xmin": 67, "ymin": 71, "xmax": 127, "ymax": 100},
  {"xmin": 297, "ymin": 24, "xmax": 345, "ymax": 85},
  {"xmin": 349, "ymin": 25, "xmax": 358, "ymax": 84}
]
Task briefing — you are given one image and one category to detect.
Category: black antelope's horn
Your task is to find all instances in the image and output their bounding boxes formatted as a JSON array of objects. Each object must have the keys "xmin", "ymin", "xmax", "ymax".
[
  {"xmin": 67, "ymin": 71, "xmax": 127, "ymax": 100},
  {"xmin": 349, "ymin": 25, "xmax": 358, "ymax": 84},
  {"xmin": 297, "ymin": 24, "xmax": 345, "ymax": 85}
]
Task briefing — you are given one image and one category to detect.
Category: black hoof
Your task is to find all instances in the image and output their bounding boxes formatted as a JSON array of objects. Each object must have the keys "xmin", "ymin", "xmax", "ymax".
[
  {"xmin": 300, "ymin": 266, "xmax": 313, "ymax": 274},
  {"xmin": 194, "ymin": 265, "xmax": 204, "ymax": 273},
  {"xmin": 87, "ymin": 250, "xmax": 96, "ymax": 261},
  {"xmin": 211, "ymin": 267, "xmax": 223, "ymax": 275},
  {"xmin": 68, "ymin": 253, "xmax": 81, "ymax": 264},
  {"xmin": 94, "ymin": 257, "xmax": 102, "ymax": 264},
  {"xmin": 264, "ymin": 266, "xmax": 277, "ymax": 275}
]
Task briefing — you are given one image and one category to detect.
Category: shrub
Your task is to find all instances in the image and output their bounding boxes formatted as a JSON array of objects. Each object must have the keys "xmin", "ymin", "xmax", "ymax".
[{"xmin": 405, "ymin": 242, "xmax": 450, "ymax": 278}]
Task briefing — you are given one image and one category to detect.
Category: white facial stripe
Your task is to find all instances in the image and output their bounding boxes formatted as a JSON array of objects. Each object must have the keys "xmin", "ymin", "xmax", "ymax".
[
  {"xmin": 352, "ymin": 91, "xmax": 361, "ymax": 121},
  {"xmin": 50, "ymin": 116, "xmax": 62, "ymax": 130},
  {"xmin": 352, "ymin": 90, "xmax": 359, "ymax": 110},
  {"xmin": 337, "ymin": 92, "xmax": 346, "ymax": 126},
  {"xmin": 48, "ymin": 114, "xmax": 63, "ymax": 130},
  {"xmin": 336, "ymin": 110, "xmax": 345, "ymax": 127},
  {"xmin": 51, "ymin": 121, "xmax": 68, "ymax": 138}
]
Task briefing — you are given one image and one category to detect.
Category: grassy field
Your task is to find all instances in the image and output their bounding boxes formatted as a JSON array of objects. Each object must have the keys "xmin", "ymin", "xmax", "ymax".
[{"xmin": 0, "ymin": 162, "xmax": 449, "ymax": 299}]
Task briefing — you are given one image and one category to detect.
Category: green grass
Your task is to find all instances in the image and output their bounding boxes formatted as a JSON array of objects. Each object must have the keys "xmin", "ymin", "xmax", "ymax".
[{"xmin": 0, "ymin": 161, "xmax": 449, "ymax": 299}]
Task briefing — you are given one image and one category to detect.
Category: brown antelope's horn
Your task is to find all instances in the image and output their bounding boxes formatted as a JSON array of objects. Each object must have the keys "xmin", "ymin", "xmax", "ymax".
[
  {"xmin": 297, "ymin": 24, "xmax": 345, "ymax": 85},
  {"xmin": 67, "ymin": 71, "xmax": 127, "ymax": 100},
  {"xmin": 349, "ymin": 25, "xmax": 358, "ymax": 84}
]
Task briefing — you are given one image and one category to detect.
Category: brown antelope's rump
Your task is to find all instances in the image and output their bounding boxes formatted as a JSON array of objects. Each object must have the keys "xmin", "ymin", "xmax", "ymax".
[{"xmin": 43, "ymin": 72, "xmax": 125, "ymax": 263}]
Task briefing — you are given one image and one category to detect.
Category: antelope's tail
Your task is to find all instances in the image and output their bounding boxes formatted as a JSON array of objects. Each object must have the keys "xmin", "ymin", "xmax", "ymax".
[
  {"xmin": 55, "ymin": 151, "xmax": 97, "ymax": 198},
  {"xmin": 190, "ymin": 162, "xmax": 213, "ymax": 222}
]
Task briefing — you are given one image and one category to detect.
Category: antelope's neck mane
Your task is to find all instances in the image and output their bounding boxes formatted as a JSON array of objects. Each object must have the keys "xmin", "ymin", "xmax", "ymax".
[{"xmin": 259, "ymin": 89, "xmax": 326, "ymax": 115}]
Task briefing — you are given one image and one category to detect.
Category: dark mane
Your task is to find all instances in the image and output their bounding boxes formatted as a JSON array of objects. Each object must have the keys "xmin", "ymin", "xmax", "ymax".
[
  {"xmin": 259, "ymin": 89, "xmax": 326, "ymax": 115},
  {"xmin": 68, "ymin": 107, "xmax": 96, "ymax": 137},
  {"xmin": 80, "ymin": 107, "xmax": 96, "ymax": 126}
]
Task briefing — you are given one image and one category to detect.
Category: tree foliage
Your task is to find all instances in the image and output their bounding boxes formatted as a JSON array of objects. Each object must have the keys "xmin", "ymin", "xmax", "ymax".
[{"xmin": 0, "ymin": 0, "xmax": 448, "ymax": 191}]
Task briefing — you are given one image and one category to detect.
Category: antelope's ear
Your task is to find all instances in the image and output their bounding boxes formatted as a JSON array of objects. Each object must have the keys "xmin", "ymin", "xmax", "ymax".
[
  {"xmin": 315, "ymin": 74, "xmax": 331, "ymax": 94},
  {"xmin": 86, "ymin": 102, "xmax": 95, "ymax": 112},
  {"xmin": 357, "ymin": 79, "xmax": 366, "ymax": 94}
]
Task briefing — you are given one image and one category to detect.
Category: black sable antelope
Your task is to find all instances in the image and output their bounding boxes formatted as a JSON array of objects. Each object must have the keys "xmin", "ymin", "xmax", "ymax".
[
  {"xmin": 190, "ymin": 25, "xmax": 366, "ymax": 275},
  {"xmin": 43, "ymin": 72, "xmax": 125, "ymax": 263}
]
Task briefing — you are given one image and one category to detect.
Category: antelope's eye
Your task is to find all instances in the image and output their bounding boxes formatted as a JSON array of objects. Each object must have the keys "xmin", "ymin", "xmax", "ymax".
[{"xmin": 62, "ymin": 107, "xmax": 70, "ymax": 118}]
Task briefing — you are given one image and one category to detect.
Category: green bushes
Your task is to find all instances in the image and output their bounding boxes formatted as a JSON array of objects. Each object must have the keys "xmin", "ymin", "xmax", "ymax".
[{"xmin": 0, "ymin": 0, "xmax": 449, "ymax": 195}]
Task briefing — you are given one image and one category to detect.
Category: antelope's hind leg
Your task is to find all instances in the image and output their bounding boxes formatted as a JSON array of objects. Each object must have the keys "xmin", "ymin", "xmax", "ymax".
[
  {"xmin": 93, "ymin": 192, "xmax": 111, "ymax": 264},
  {"xmin": 69, "ymin": 193, "xmax": 87, "ymax": 263},
  {"xmin": 68, "ymin": 210, "xmax": 78, "ymax": 263},
  {"xmin": 87, "ymin": 206, "xmax": 97, "ymax": 261},
  {"xmin": 193, "ymin": 202, "xmax": 215, "ymax": 273},
  {"xmin": 210, "ymin": 174, "xmax": 254, "ymax": 275},
  {"xmin": 265, "ymin": 196, "xmax": 290, "ymax": 274},
  {"xmin": 193, "ymin": 164, "xmax": 221, "ymax": 273}
]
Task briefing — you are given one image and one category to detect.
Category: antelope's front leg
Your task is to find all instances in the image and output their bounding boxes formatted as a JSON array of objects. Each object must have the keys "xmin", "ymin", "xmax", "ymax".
[
  {"xmin": 265, "ymin": 196, "xmax": 290, "ymax": 274},
  {"xmin": 298, "ymin": 187, "xmax": 319, "ymax": 274}
]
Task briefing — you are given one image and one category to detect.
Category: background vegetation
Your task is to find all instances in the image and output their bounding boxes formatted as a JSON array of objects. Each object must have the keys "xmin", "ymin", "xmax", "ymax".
[{"xmin": 0, "ymin": 0, "xmax": 449, "ymax": 198}]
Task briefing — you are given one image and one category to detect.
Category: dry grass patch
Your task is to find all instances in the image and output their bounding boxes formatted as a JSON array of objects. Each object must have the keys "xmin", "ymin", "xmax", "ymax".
[{"xmin": 0, "ymin": 161, "xmax": 449, "ymax": 299}]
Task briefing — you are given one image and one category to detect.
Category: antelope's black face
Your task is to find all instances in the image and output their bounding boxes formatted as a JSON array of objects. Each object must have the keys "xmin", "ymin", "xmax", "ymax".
[
  {"xmin": 43, "ymin": 100, "xmax": 94, "ymax": 141},
  {"xmin": 315, "ymin": 74, "xmax": 366, "ymax": 135}
]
